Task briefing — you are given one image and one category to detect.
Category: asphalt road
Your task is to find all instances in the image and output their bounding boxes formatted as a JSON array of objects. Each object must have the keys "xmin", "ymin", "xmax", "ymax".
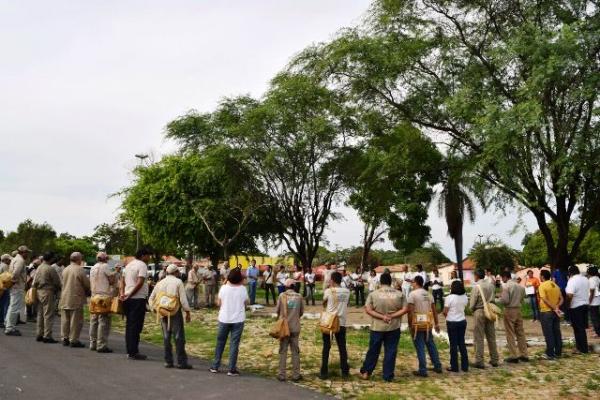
[{"xmin": 0, "ymin": 320, "xmax": 330, "ymax": 400}]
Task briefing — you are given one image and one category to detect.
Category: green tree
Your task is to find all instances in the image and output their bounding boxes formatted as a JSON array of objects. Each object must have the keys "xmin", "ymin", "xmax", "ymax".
[
  {"xmin": 405, "ymin": 243, "xmax": 452, "ymax": 270},
  {"xmin": 91, "ymin": 222, "xmax": 138, "ymax": 255},
  {"xmin": 0, "ymin": 219, "xmax": 57, "ymax": 256},
  {"xmin": 469, "ymin": 241, "xmax": 518, "ymax": 275},
  {"xmin": 52, "ymin": 233, "xmax": 98, "ymax": 265},
  {"xmin": 295, "ymin": 0, "xmax": 600, "ymax": 271}
]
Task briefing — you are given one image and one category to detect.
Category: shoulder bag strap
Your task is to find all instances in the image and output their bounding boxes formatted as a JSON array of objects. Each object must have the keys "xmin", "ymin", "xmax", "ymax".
[
  {"xmin": 283, "ymin": 294, "xmax": 288, "ymax": 318},
  {"xmin": 477, "ymin": 284, "xmax": 489, "ymax": 305}
]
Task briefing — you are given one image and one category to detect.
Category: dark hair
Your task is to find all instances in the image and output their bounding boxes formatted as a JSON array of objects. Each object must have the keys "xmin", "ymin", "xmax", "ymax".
[
  {"xmin": 228, "ymin": 268, "xmax": 243, "ymax": 284},
  {"xmin": 135, "ymin": 247, "xmax": 152, "ymax": 259},
  {"xmin": 540, "ymin": 270, "xmax": 551, "ymax": 280},
  {"xmin": 42, "ymin": 252, "xmax": 55, "ymax": 263},
  {"xmin": 568, "ymin": 265, "xmax": 580, "ymax": 276},
  {"xmin": 413, "ymin": 275, "xmax": 424, "ymax": 287},
  {"xmin": 588, "ymin": 266, "xmax": 599, "ymax": 276},
  {"xmin": 416, "ymin": 264, "xmax": 423, "ymax": 271},
  {"xmin": 331, "ymin": 271, "xmax": 342, "ymax": 285},
  {"xmin": 527, "ymin": 269, "xmax": 533, "ymax": 274},
  {"xmin": 474, "ymin": 269, "xmax": 485, "ymax": 279},
  {"xmin": 450, "ymin": 280, "xmax": 466, "ymax": 295},
  {"xmin": 501, "ymin": 270, "xmax": 512, "ymax": 279},
  {"xmin": 380, "ymin": 272, "xmax": 392, "ymax": 286}
]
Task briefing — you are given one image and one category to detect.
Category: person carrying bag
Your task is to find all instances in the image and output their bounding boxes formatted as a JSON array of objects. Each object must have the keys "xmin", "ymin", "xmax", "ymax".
[{"xmin": 275, "ymin": 279, "xmax": 303, "ymax": 382}]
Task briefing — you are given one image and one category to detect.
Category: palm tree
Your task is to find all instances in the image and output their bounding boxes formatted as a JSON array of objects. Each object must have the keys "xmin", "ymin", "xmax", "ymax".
[{"xmin": 437, "ymin": 168, "xmax": 477, "ymax": 282}]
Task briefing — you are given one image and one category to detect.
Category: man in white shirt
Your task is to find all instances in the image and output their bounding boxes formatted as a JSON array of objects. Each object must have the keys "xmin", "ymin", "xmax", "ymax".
[
  {"xmin": 430, "ymin": 269, "xmax": 444, "ymax": 312},
  {"xmin": 565, "ymin": 265, "xmax": 589, "ymax": 353},
  {"xmin": 350, "ymin": 267, "xmax": 369, "ymax": 307},
  {"xmin": 120, "ymin": 248, "xmax": 151, "ymax": 360},
  {"xmin": 89, "ymin": 252, "xmax": 116, "ymax": 352},
  {"xmin": 588, "ymin": 265, "xmax": 600, "ymax": 338},
  {"xmin": 304, "ymin": 267, "xmax": 316, "ymax": 306},
  {"xmin": 401, "ymin": 265, "xmax": 413, "ymax": 299},
  {"xmin": 149, "ymin": 264, "xmax": 192, "ymax": 369}
]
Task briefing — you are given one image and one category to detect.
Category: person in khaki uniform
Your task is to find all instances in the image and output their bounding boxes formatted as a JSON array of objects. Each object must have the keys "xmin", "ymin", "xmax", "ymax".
[
  {"xmin": 276, "ymin": 278, "xmax": 304, "ymax": 382},
  {"xmin": 33, "ymin": 252, "xmax": 62, "ymax": 343},
  {"xmin": 89, "ymin": 252, "xmax": 116, "ymax": 353},
  {"xmin": 0, "ymin": 254, "xmax": 12, "ymax": 329},
  {"xmin": 205, "ymin": 265, "xmax": 217, "ymax": 307},
  {"xmin": 185, "ymin": 264, "xmax": 199, "ymax": 309},
  {"xmin": 496, "ymin": 270, "xmax": 528, "ymax": 363},
  {"xmin": 59, "ymin": 252, "xmax": 90, "ymax": 347},
  {"xmin": 469, "ymin": 269, "xmax": 499, "ymax": 368},
  {"xmin": 4, "ymin": 245, "xmax": 31, "ymax": 336}
]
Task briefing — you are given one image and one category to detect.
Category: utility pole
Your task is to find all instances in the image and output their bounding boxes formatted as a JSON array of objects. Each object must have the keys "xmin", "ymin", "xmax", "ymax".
[{"xmin": 134, "ymin": 153, "xmax": 149, "ymax": 252}]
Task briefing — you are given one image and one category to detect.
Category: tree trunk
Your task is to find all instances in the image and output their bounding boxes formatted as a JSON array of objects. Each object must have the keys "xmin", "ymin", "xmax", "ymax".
[{"xmin": 454, "ymin": 230, "xmax": 464, "ymax": 282}]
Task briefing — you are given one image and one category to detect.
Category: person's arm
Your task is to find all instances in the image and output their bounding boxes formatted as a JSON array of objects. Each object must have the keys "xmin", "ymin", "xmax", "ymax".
[
  {"xmin": 565, "ymin": 281, "xmax": 574, "ymax": 308},
  {"xmin": 276, "ymin": 297, "xmax": 281, "ymax": 318},
  {"xmin": 11, "ymin": 260, "xmax": 24, "ymax": 284},
  {"xmin": 299, "ymin": 298, "xmax": 304, "ymax": 318},
  {"xmin": 497, "ymin": 286, "xmax": 509, "ymax": 306},
  {"xmin": 216, "ymin": 286, "xmax": 222, "ymax": 307},
  {"xmin": 407, "ymin": 303, "xmax": 415, "ymax": 330},
  {"xmin": 431, "ymin": 302, "xmax": 440, "ymax": 332},
  {"xmin": 388, "ymin": 305, "xmax": 408, "ymax": 319},
  {"xmin": 469, "ymin": 287, "xmax": 478, "ymax": 311},
  {"xmin": 178, "ymin": 281, "xmax": 192, "ymax": 322},
  {"xmin": 322, "ymin": 290, "xmax": 328, "ymax": 309},
  {"xmin": 365, "ymin": 303, "xmax": 391, "ymax": 322},
  {"xmin": 442, "ymin": 306, "xmax": 449, "ymax": 318},
  {"xmin": 122, "ymin": 274, "xmax": 145, "ymax": 301}
]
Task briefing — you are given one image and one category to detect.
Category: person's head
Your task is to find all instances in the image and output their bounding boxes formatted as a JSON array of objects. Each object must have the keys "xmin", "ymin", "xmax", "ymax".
[
  {"xmin": 413, "ymin": 275, "xmax": 424, "ymax": 289},
  {"xmin": 284, "ymin": 278, "xmax": 295, "ymax": 289},
  {"xmin": 330, "ymin": 271, "xmax": 342, "ymax": 287},
  {"xmin": 380, "ymin": 272, "xmax": 392, "ymax": 286},
  {"xmin": 279, "ymin": 265, "xmax": 284, "ymax": 271},
  {"xmin": 326, "ymin": 263, "xmax": 331, "ymax": 270},
  {"xmin": 370, "ymin": 269, "xmax": 376, "ymax": 276},
  {"xmin": 433, "ymin": 269, "xmax": 439, "ymax": 277},
  {"xmin": 32, "ymin": 257, "xmax": 42, "ymax": 267},
  {"xmin": 540, "ymin": 269, "xmax": 551, "ymax": 282},
  {"xmin": 383, "ymin": 267, "xmax": 391, "ymax": 274},
  {"xmin": 42, "ymin": 252, "xmax": 55, "ymax": 264},
  {"xmin": 568, "ymin": 265, "xmax": 580, "ymax": 277},
  {"xmin": 70, "ymin": 252, "xmax": 83, "ymax": 264},
  {"xmin": 450, "ymin": 280, "xmax": 466, "ymax": 295},
  {"xmin": 96, "ymin": 252, "xmax": 108, "ymax": 263},
  {"xmin": 0, "ymin": 254, "xmax": 11, "ymax": 264},
  {"xmin": 267, "ymin": 265, "xmax": 272, "ymax": 272},
  {"xmin": 356, "ymin": 266, "xmax": 362, "ymax": 273},
  {"xmin": 17, "ymin": 245, "xmax": 31, "ymax": 258},
  {"xmin": 587, "ymin": 265, "xmax": 599, "ymax": 277},
  {"xmin": 416, "ymin": 264, "xmax": 423, "ymax": 272},
  {"xmin": 228, "ymin": 268, "xmax": 243, "ymax": 284},
  {"xmin": 340, "ymin": 268, "xmax": 346, "ymax": 276},
  {"xmin": 474, "ymin": 269, "xmax": 485, "ymax": 282},
  {"xmin": 166, "ymin": 264, "xmax": 179, "ymax": 277},
  {"xmin": 192, "ymin": 264, "xmax": 199, "ymax": 270},
  {"xmin": 135, "ymin": 247, "xmax": 152, "ymax": 263},
  {"xmin": 527, "ymin": 270, "xmax": 533, "ymax": 277},
  {"xmin": 500, "ymin": 270, "xmax": 512, "ymax": 282},
  {"xmin": 115, "ymin": 264, "xmax": 122, "ymax": 272},
  {"xmin": 450, "ymin": 270, "xmax": 457, "ymax": 279}
]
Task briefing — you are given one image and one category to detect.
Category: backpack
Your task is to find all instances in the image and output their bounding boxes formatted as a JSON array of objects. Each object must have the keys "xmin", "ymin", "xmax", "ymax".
[
  {"xmin": 153, "ymin": 291, "xmax": 180, "ymax": 330},
  {"xmin": 319, "ymin": 289, "xmax": 341, "ymax": 335},
  {"xmin": 0, "ymin": 271, "xmax": 14, "ymax": 290},
  {"xmin": 90, "ymin": 295, "xmax": 113, "ymax": 314}
]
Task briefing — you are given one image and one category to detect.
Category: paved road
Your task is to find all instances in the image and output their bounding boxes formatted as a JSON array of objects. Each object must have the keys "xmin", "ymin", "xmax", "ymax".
[{"xmin": 0, "ymin": 321, "xmax": 330, "ymax": 400}]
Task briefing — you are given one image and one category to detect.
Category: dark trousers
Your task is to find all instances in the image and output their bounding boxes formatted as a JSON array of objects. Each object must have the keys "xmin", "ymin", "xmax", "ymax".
[
  {"xmin": 589, "ymin": 305, "xmax": 600, "ymax": 336},
  {"xmin": 161, "ymin": 310, "xmax": 187, "ymax": 366},
  {"xmin": 539, "ymin": 311, "xmax": 562, "ymax": 358},
  {"xmin": 321, "ymin": 327, "xmax": 349, "ymax": 377},
  {"xmin": 559, "ymin": 289, "xmax": 569, "ymax": 321},
  {"xmin": 305, "ymin": 284, "xmax": 315, "ymax": 305},
  {"xmin": 212, "ymin": 322, "xmax": 244, "ymax": 371},
  {"xmin": 447, "ymin": 320, "xmax": 469, "ymax": 371},
  {"xmin": 265, "ymin": 284, "xmax": 276, "ymax": 305},
  {"xmin": 432, "ymin": 289, "xmax": 444, "ymax": 311},
  {"xmin": 0, "ymin": 290, "xmax": 9, "ymax": 327},
  {"xmin": 360, "ymin": 329, "xmax": 400, "ymax": 381},
  {"xmin": 528, "ymin": 294, "xmax": 540, "ymax": 320},
  {"xmin": 123, "ymin": 298, "xmax": 146, "ymax": 356},
  {"xmin": 413, "ymin": 330, "xmax": 442, "ymax": 376},
  {"xmin": 354, "ymin": 286, "xmax": 365, "ymax": 306},
  {"xmin": 570, "ymin": 305, "xmax": 589, "ymax": 353}
]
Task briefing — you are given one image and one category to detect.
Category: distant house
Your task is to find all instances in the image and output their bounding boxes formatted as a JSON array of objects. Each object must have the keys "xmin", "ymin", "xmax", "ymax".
[{"xmin": 437, "ymin": 258, "xmax": 477, "ymax": 286}]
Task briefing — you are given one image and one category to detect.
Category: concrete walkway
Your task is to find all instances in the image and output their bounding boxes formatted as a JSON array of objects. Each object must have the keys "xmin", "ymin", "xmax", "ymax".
[{"xmin": 0, "ymin": 321, "xmax": 330, "ymax": 400}]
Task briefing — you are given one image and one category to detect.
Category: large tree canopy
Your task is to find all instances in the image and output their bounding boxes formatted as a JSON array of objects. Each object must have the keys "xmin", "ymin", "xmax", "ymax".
[{"xmin": 295, "ymin": 0, "xmax": 600, "ymax": 270}]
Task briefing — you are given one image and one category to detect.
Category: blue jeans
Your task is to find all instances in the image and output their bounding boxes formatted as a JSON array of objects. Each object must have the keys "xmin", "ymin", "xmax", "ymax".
[
  {"xmin": 539, "ymin": 311, "xmax": 562, "ymax": 358},
  {"xmin": 0, "ymin": 290, "xmax": 10, "ymax": 327},
  {"xmin": 412, "ymin": 330, "xmax": 442, "ymax": 376},
  {"xmin": 446, "ymin": 320, "xmax": 469, "ymax": 371},
  {"xmin": 212, "ymin": 322, "xmax": 244, "ymax": 371},
  {"xmin": 277, "ymin": 285, "xmax": 285, "ymax": 295},
  {"xmin": 248, "ymin": 281, "xmax": 257, "ymax": 305},
  {"xmin": 528, "ymin": 294, "xmax": 540, "ymax": 320},
  {"xmin": 360, "ymin": 329, "xmax": 400, "ymax": 381}
]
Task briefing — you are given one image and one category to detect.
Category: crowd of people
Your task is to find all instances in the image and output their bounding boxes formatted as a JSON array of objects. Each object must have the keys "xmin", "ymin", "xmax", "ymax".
[{"xmin": 1, "ymin": 246, "xmax": 599, "ymax": 384}]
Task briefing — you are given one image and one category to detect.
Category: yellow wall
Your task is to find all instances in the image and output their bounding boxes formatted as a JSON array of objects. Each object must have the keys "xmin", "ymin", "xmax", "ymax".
[{"xmin": 228, "ymin": 255, "xmax": 295, "ymax": 269}]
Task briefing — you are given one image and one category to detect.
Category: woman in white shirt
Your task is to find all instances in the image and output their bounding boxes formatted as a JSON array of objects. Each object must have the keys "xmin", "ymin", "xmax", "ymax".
[
  {"xmin": 276, "ymin": 265, "xmax": 288, "ymax": 295},
  {"xmin": 443, "ymin": 280, "xmax": 469, "ymax": 372},
  {"xmin": 304, "ymin": 267, "xmax": 316, "ymax": 306},
  {"xmin": 262, "ymin": 265, "xmax": 276, "ymax": 306},
  {"xmin": 368, "ymin": 270, "xmax": 379, "ymax": 293},
  {"xmin": 587, "ymin": 265, "xmax": 600, "ymax": 338},
  {"xmin": 210, "ymin": 268, "xmax": 249, "ymax": 376}
]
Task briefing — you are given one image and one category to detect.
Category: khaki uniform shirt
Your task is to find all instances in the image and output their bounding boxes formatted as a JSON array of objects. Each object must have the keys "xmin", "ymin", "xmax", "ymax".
[
  {"xmin": 149, "ymin": 275, "xmax": 191, "ymax": 312},
  {"xmin": 366, "ymin": 286, "xmax": 405, "ymax": 331},
  {"xmin": 60, "ymin": 263, "xmax": 90, "ymax": 309},
  {"xmin": 498, "ymin": 280, "xmax": 525, "ymax": 308},
  {"xmin": 407, "ymin": 288, "xmax": 432, "ymax": 314},
  {"xmin": 469, "ymin": 279, "xmax": 496, "ymax": 311},
  {"xmin": 90, "ymin": 262, "xmax": 115, "ymax": 296},
  {"xmin": 276, "ymin": 289, "xmax": 304, "ymax": 333},
  {"xmin": 9, "ymin": 254, "xmax": 27, "ymax": 290},
  {"xmin": 0, "ymin": 261, "xmax": 9, "ymax": 274},
  {"xmin": 33, "ymin": 262, "xmax": 61, "ymax": 292},
  {"xmin": 186, "ymin": 269, "xmax": 199, "ymax": 289}
]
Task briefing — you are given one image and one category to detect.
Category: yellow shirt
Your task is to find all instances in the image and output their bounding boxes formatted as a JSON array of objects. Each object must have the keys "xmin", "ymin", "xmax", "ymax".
[{"xmin": 538, "ymin": 280, "xmax": 561, "ymax": 312}]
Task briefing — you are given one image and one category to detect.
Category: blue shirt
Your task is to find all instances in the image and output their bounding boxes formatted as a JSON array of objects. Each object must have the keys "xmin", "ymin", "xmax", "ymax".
[
  {"xmin": 247, "ymin": 266, "xmax": 259, "ymax": 281},
  {"xmin": 552, "ymin": 269, "xmax": 568, "ymax": 291}
]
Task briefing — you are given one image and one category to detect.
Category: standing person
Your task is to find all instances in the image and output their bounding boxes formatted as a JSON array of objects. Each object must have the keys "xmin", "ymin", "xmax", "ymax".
[
  {"xmin": 485, "ymin": 269, "xmax": 496, "ymax": 286},
  {"xmin": 0, "ymin": 254, "xmax": 12, "ymax": 329},
  {"xmin": 149, "ymin": 264, "xmax": 193, "ymax": 369},
  {"xmin": 292, "ymin": 265, "xmax": 303, "ymax": 294},
  {"xmin": 415, "ymin": 264, "xmax": 428, "ymax": 289},
  {"xmin": 204, "ymin": 265, "xmax": 218, "ymax": 308},
  {"xmin": 430, "ymin": 270, "xmax": 444, "ymax": 312},
  {"xmin": 450, "ymin": 270, "xmax": 460, "ymax": 284},
  {"xmin": 277, "ymin": 278, "xmax": 304, "ymax": 382},
  {"xmin": 469, "ymin": 269, "xmax": 499, "ymax": 368},
  {"xmin": 565, "ymin": 265, "xmax": 589, "ymax": 354},
  {"xmin": 401, "ymin": 265, "xmax": 413, "ymax": 299},
  {"xmin": 497, "ymin": 271, "xmax": 528, "ymax": 363},
  {"xmin": 443, "ymin": 280, "xmax": 469, "ymax": 372},
  {"xmin": 89, "ymin": 252, "xmax": 116, "ymax": 353},
  {"xmin": 359, "ymin": 272, "xmax": 407, "ymax": 382},
  {"xmin": 323, "ymin": 263, "xmax": 333, "ymax": 290},
  {"xmin": 351, "ymin": 267, "xmax": 367, "ymax": 307},
  {"xmin": 33, "ymin": 252, "xmax": 62, "ymax": 343},
  {"xmin": 246, "ymin": 259, "xmax": 260, "ymax": 305},
  {"xmin": 276, "ymin": 265, "xmax": 288, "ymax": 296},
  {"xmin": 320, "ymin": 272, "xmax": 350, "ymax": 380},
  {"xmin": 552, "ymin": 267, "xmax": 570, "ymax": 323},
  {"xmin": 588, "ymin": 266, "xmax": 600, "ymax": 338},
  {"xmin": 4, "ymin": 246, "xmax": 31, "ymax": 336},
  {"xmin": 304, "ymin": 267, "xmax": 316, "ymax": 306},
  {"xmin": 26, "ymin": 257, "xmax": 42, "ymax": 322},
  {"xmin": 210, "ymin": 268, "xmax": 248, "ymax": 376},
  {"xmin": 219, "ymin": 261, "xmax": 230, "ymax": 285},
  {"xmin": 538, "ymin": 269, "xmax": 563, "ymax": 359},
  {"xmin": 368, "ymin": 269, "xmax": 379, "ymax": 294},
  {"xmin": 59, "ymin": 252, "xmax": 90, "ymax": 348},
  {"xmin": 120, "ymin": 247, "xmax": 152, "ymax": 360},
  {"xmin": 524, "ymin": 270, "xmax": 541, "ymax": 321},
  {"xmin": 185, "ymin": 264, "xmax": 199, "ymax": 310},
  {"xmin": 340, "ymin": 267, "xmax": 352, "ymax": 290},
  {"xmin": 263, "ymin": 265, "xmax": 276, "ymax": 305},
  {"xmin": 408, "ymin": 275, "xmax": 442, "ymax": 377}
]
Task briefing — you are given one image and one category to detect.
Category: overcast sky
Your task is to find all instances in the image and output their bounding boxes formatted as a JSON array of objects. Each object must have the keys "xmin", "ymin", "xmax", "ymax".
[{"xmin": 0, "ymin": 0, "xmax": 538, "ymax": 259}]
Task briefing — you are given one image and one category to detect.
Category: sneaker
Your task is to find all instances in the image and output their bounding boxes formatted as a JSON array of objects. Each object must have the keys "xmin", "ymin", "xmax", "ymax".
[
  {"xmin": 164, "ymin": 363, "xmax": 174, "ymax": 369},
  {"xmin": 209, "ymin": 368, "xmax": 219, "ymax": 374},
  {"xmin": 540, "ymin": 354, "xmax": 556, "ymax": 361},
  {"xmin": 318, "ymin": 373, "xmax": 329, "ymax": 380},
  {"xmin": 227, "ymin": 369, "xmax": 240, "ymax": 377},
  {"xmin": 97, "ymin": 347, "xmax": 113, "ymax": 354},
  {"xmin": 5, "ymin": 330, "xmax": 22, "ymax": 336},
  {"xmin": 359, "ymin": 371, "xmax": 370, "ymax": 380},
  {"xmin": 505, "ymin": 358, "xmax": 519, "ymax": 364},
  {"xmin": 70, "ymin": 341, "xmax": 85, "ymax": 348},
  {"xmin": 412, "ymin": 371, "xmax": 427, "ymax": 378},
  {"xmin": 177, "ymin": 364, "xmax": 193, "ymax": 370},
  {"xmin": 127, "ymin": 353, "xmax": 147, "ymax": 360},
  {"xmin": 36, "ymin": 336, "xmax": 44, "ymax": 342},
  {"xmin": 62, "ymin": 339, "xmax": 69, "ymax": 346},
  {"xmin": 446, "ymin": 367, "xmax": 459, "ymax": 373},
  {"xmin": 433, "ymin": 367, "xmax": 443, "ymax": 374},
  {"xmin": 43, "ymin": 337, "xmax": 58, "ymax": 344},
  {"xmin": 277, "ymin": 376, "xmax": 286, "ymax": 382},
  {"xmin": 90, "ymin": 345, "xmax": 97, "ymax": 351},
  {"xmin": 490, "ymin": 362, "xmax": 499, "ymax": 367},
  {"xmin": 471, "ymin": 363, "xmax": 485, "ymax": 369},
  {"xmin": 291, "ymin": 376, "xmax": 303, "ymax": 382},
  {"xmin": 519, "ymin": 357, "xmax": 529, "ymax": 362}
]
